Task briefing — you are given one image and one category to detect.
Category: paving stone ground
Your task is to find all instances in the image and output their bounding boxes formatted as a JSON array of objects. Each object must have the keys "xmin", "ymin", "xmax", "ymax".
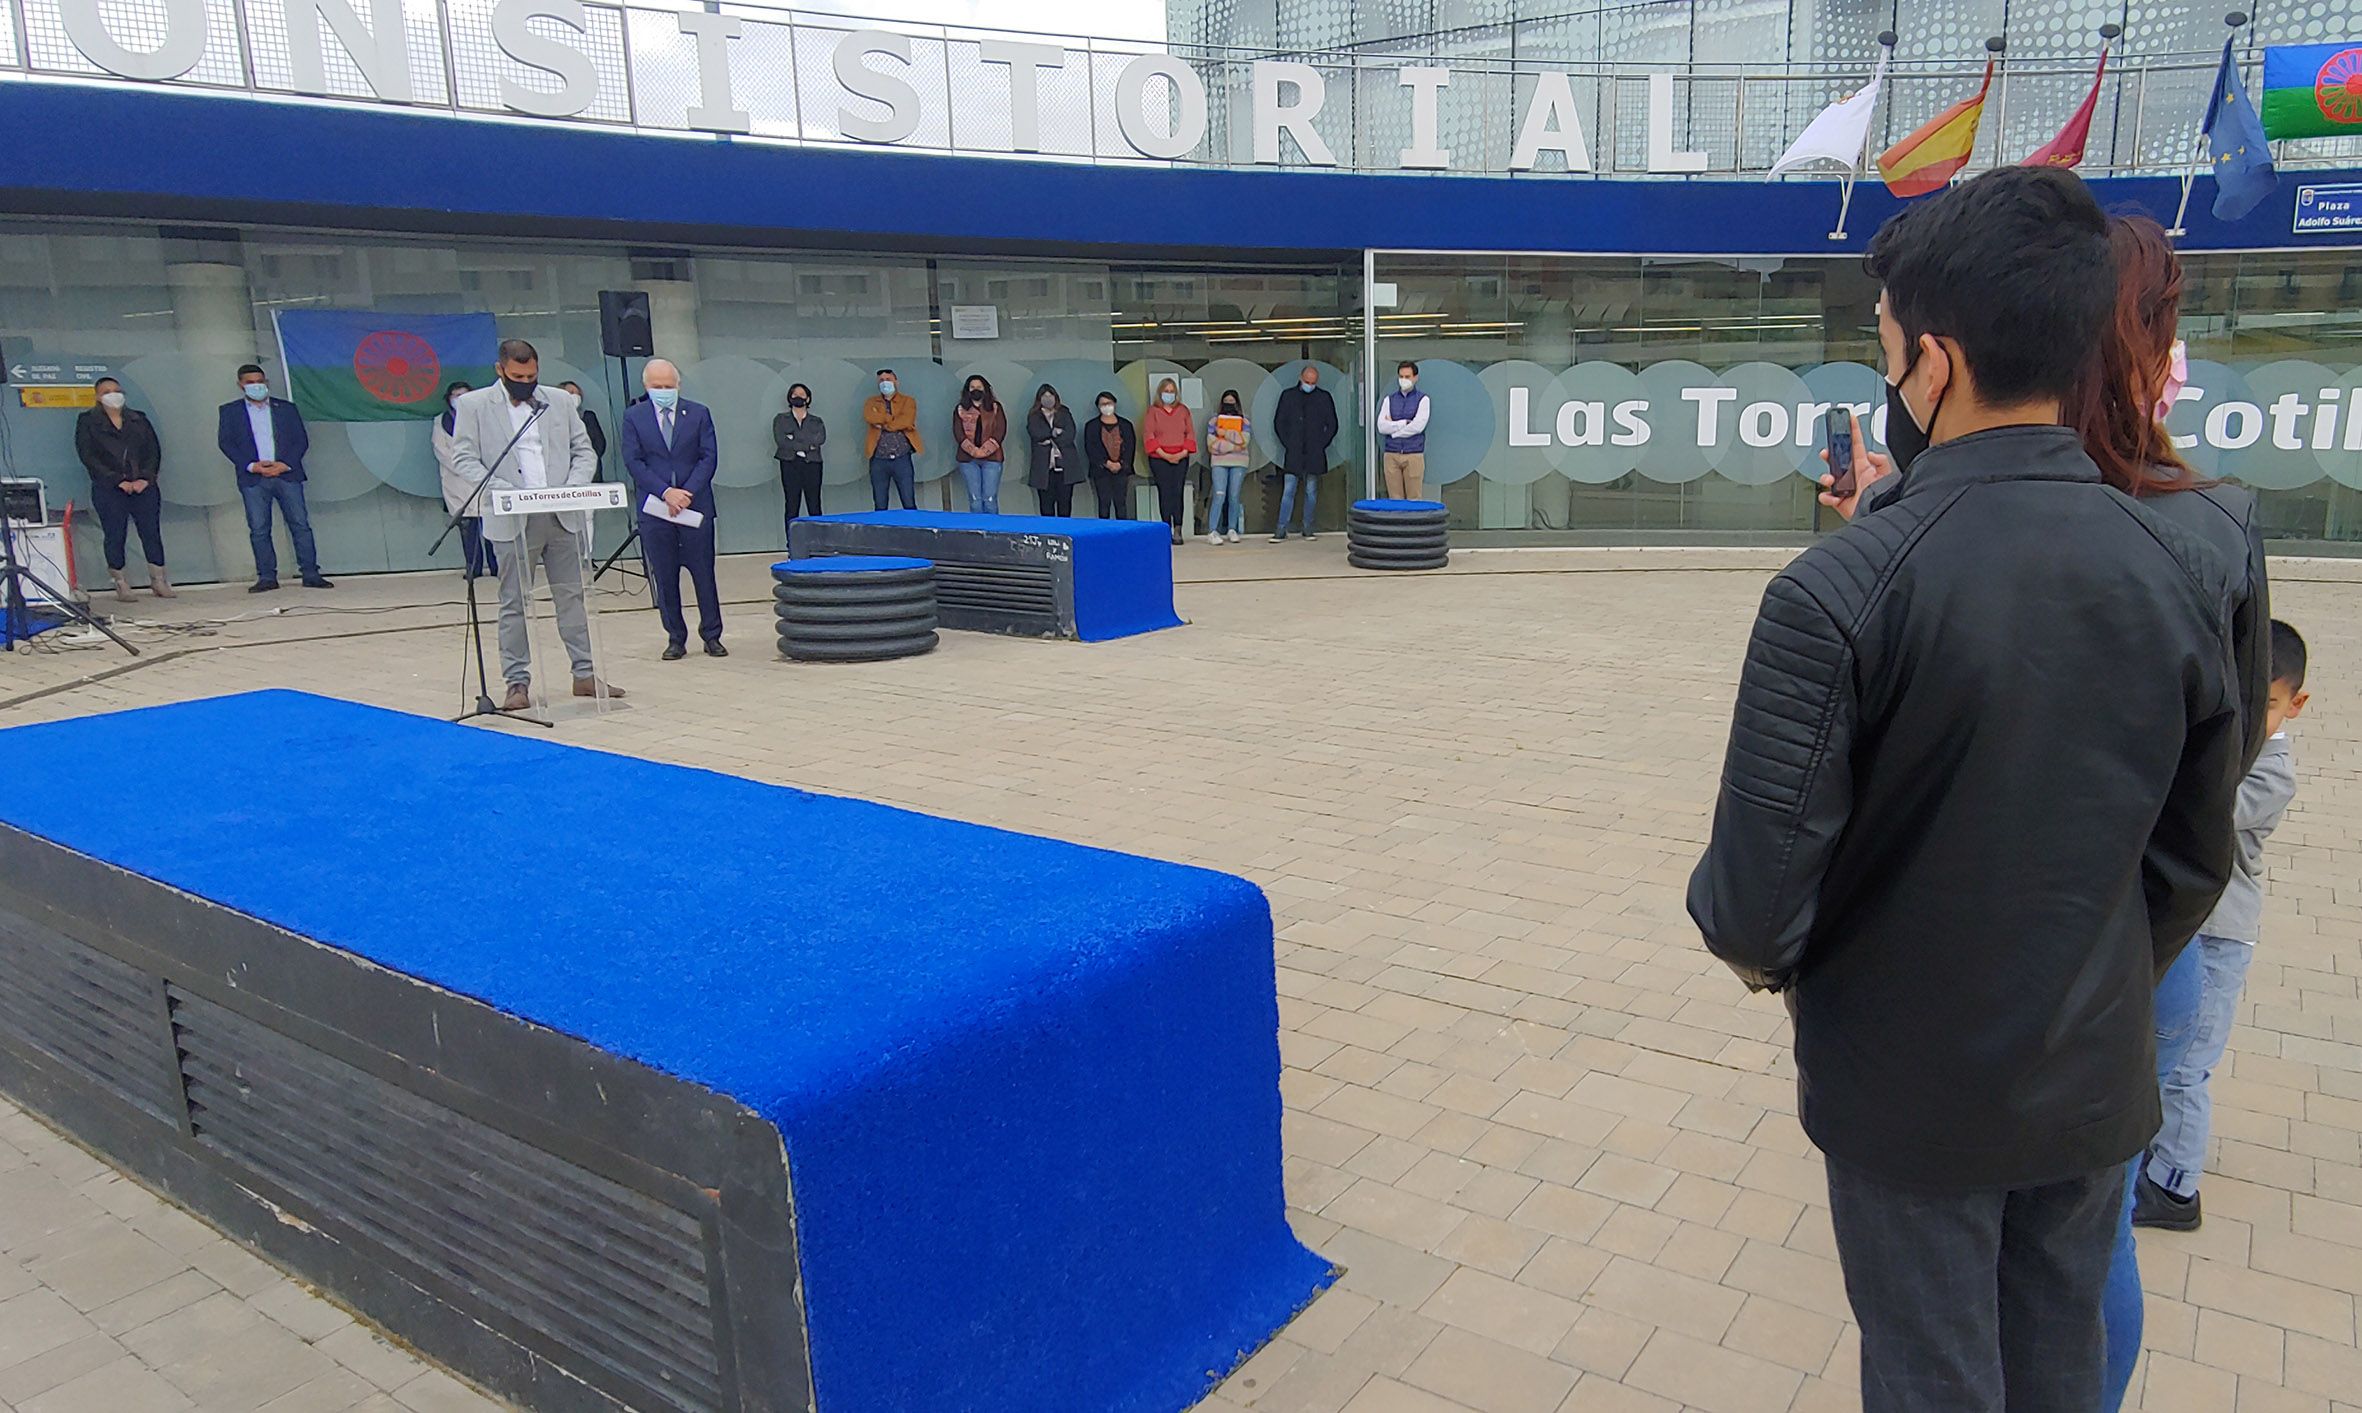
[{"xmin": 0, "ymin": 544, "xmax": 2357, "ymax": 1413}]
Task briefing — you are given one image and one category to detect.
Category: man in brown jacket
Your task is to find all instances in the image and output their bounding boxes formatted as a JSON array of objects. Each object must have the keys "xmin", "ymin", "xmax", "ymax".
[{"xmin": 864, "ymin": 369, "xmax": 923, "ymax": 510}]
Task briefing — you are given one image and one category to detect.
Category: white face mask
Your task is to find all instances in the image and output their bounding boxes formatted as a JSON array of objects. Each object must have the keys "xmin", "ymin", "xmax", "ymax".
[
  {"xmin": 1160, "ymin": 391, "xmax": 1176, "ymax": 405},
  {"xmin": 1398, "ymin": 378, "xmax": 1415, "ymax": 392},
  {"xmin": 1299, "ymin": 378, "xmax": 1316, "ymax": 390},
  {"xmin": 1098, "ymin": 404, "xmax": 1115, "ymax": 416},
  {"xmin": 99, "ymin": 391, "xmax": 126, "ymax": 410}
]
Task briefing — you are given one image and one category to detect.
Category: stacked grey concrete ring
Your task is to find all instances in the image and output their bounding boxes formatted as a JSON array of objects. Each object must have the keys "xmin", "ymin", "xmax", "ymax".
[
  {"xmin": 771, "ymin": 557, "xmax": 941, "ymax": 662},
  {"xmin": 1347, "ymin": 499, "xmax": 1450, "ymax": 570}
]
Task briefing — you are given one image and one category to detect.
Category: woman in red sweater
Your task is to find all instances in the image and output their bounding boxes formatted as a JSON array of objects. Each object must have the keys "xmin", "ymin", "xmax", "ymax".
[{"xmin": 1142, "ymin": 377, "xmax": 1197, "ymax": 546}]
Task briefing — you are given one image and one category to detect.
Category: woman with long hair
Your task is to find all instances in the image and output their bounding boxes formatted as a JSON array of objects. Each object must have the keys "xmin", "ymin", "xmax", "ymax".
[
  {"xmin": 953, "ymin": 374, "xmax": 1008, "ymax": 514},
  {"xmin": 2073, "ymin": 214, "xmax": 2271, "ymax": 1413},
  {"xmin": 1025, "ymin": 384, "xmax": 1082, "ymax": 516}
]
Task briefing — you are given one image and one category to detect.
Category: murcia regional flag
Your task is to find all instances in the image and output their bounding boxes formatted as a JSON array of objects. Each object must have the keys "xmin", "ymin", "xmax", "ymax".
[{"xmin": 273, "ymin": 310, "xmax": 498, "ymax": 422}]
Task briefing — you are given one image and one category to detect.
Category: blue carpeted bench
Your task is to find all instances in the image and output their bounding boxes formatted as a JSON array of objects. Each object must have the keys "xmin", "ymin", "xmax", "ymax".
[
  {"xmin": 790, "ymin": 510, "xmax": 1182, "ymax": 642},
  {"xmin": 0, "ymin": 690, "xmax": 1329, "ymax": 1413}
]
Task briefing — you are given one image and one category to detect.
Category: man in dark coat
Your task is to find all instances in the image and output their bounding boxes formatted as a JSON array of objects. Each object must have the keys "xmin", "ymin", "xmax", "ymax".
[{"xmin": 1269, "ymin": 365, "xmax": 1337, "ymax": 541}]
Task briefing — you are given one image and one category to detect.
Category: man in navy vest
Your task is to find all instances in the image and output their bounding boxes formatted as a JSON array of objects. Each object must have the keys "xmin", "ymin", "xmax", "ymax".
[
  {"xmin": 623, "ymin": 359, "xmax": 724, "ymax": 659},
  {"xmin": 1375, "ymin": 360, "xmax": 1432, "ymax": 501},
  {"xmin": 216, "ymin": 363, "xmax": 332, "ymax": 593}
]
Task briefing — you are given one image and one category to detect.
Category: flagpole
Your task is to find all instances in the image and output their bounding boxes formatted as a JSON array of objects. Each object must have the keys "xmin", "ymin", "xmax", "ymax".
[
  {"xmin": 1829, "ymin": 31, "xmax": 1895, "ymax": 242},
  {"xmin": 2170, "ymin": 10, "xmax": 2253, "ymax": 240}
]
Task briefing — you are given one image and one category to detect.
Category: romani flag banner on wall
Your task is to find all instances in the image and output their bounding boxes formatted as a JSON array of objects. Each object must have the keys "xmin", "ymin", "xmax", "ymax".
[
  {"xmin": 1877, "ymin": 60, "xmax": 1994, "ymax": 197},
  {"xmin": 2260, "ymin": 43, "xmax": 2362, "ymax": 140},
  {"xmin": 273, "ymin": 309, "xmax": 498, "ymax": 422}
]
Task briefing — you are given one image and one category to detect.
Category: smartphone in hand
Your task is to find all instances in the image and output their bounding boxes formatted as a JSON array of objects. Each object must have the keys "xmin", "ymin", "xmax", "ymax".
[{"xmin": 1825, "ymin": 408, "xmax": 1857, "ymax": 499}]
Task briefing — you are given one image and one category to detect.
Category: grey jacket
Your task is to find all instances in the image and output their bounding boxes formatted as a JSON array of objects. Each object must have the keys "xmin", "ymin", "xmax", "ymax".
[
  {"xmin": 443, "ymin": 384, "xmax": 599, "ymax": 544},
  {"xmin": 773, "ymin": 410, "xmax": 826, "ymax": 463},
  {"xmin": 2201, "ymin": 733, "xmax": 2296, "ymax": 945}
]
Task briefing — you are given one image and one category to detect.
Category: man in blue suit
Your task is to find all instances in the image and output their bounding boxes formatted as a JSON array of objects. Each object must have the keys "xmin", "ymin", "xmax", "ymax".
[
  {"xmin": 623, "ymin": 359, "xmax": 725, "ymax": 659},
  {"xmin": 216, "ymin": 363, "xmax": 332, "ymax": 593}
]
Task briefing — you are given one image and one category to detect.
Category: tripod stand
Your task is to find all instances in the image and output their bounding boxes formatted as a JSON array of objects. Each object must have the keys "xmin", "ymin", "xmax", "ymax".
[
  {"xmin": 429, "ymin": 401, "xmax": 548, "ymax": 728},
  {"xmin": 1, "ymin": 512, "xmax": 137, "ymax": 658},
  {"xmin": 593, "ymin": 351, "xmax": 646, "ymax": 587}
]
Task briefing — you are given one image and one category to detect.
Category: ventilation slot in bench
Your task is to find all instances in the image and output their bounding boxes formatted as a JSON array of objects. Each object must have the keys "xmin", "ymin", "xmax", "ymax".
[{"xmin": 0, "ymin": 915, "xmax": 176, "ymax": 1123}]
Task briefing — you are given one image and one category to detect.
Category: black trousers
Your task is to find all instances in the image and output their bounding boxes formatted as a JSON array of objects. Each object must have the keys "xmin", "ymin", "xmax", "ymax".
[
  {"xmin": 780, "ymin": 459, "xmax": 823, "ymax": 540},
  {"xmin": 1825, "ymin": 1156, "xmax": 2120, "ymax": 1413},
  {"xmin": 1150, "ymin": 459, "xmax": 1188, "ymax": 530},
  {"xmin": 1090, "ymin": 471, "xmax": 1131, "ymax": 518},
  {"xmin": 639, "ymin": 512, "xmax": 722, "ymax": 646},
  {"xmin": 88, "ymin": 479, "xmax": 165, "ymax": 571},
  {"xmin": 1035, "ymin": 481, "xmax": 1074, "ymax": 517}
]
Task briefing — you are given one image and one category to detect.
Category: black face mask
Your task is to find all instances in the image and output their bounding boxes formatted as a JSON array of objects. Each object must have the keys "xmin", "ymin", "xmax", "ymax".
[
  {"xmin": 502, "ymin": 376, "xmax": 538, "ymax": 404},
  {"xmin": 789, "ymin": 396, "xmax": 809, "ymax": 409},
  {"xmin": 1882, "ymin": 339, "xmax": 1944, "ymax": 475},
  {"xmin": 965, "ymin": 389, "xmax": 985, "ymax": 405}
]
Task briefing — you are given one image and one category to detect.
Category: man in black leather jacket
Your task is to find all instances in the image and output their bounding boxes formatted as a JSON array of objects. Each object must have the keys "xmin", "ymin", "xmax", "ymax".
[{"xmin": 1687, "ymin": 167, "xmax": 2243, "ymax": 1413}]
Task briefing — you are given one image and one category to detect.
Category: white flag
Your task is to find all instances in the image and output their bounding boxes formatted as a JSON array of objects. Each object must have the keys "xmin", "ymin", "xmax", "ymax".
[{"xmin": 1767, "ymin": 52, "xmax": 1889, "ymax": 179}]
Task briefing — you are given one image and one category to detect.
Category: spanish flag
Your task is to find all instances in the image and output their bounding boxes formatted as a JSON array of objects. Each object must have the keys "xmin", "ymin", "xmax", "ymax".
[{"xmin": 1878, "ymin": 60, "xmax": 1995, "ymax": 197}]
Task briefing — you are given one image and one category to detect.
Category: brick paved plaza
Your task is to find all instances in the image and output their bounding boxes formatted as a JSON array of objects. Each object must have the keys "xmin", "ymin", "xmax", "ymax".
[{"xmin": 1, "ymin": 546, "xmax": 2357, "ymax": 1413}]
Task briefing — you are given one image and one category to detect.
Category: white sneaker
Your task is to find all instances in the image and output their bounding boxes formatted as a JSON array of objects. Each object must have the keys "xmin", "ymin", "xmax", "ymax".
[
  {"xmin": 1304, "ymin": 530, "xmax": 1320, "ymax": 541},
  {"xmin": 1207, "ymin": 532, "xmax": 1224, "ymax": 545}
]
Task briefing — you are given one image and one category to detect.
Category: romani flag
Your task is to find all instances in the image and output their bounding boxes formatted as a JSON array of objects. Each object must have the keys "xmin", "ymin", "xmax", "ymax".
[
  {"xmin": 1877, "ymin": 60, "xmax": 1994, "ymax": 197},
  {"xmin": 2024, "ymin": 44, "xmax": 2109, "ymax": 167},
  {"xmin": 2259, "ymin": 42, "xmax": 2362, "ymax": 140},
  {"xmin": 273, "ymin": 309, "xmax": 498, "ymax": 422}
]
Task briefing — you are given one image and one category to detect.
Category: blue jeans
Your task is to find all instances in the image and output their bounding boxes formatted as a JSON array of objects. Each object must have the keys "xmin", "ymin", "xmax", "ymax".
[
  {"xmin": 1275, "ymin": 473, "xmax": 1318, "ymax": 537},
  {"xmin": 869, "ymin": 453, "xmax": 916, "ymax": 510},
  {"xmin": 238, "ymin": 477, "xmax": 319, "ymax": 581},
  {"xmin": 2098, "ymin": 941, "xmax": 2210, "ymax": 1411},
  {"xmin": 2148, "ymin": 935, "xmax": 2253, "ymax": 1196},
  {"xmin": 1206, "ymin": 465, "xmax": 1247, "ymax": 535},
  {"xmin": 957, "ymin": 459, "xmax": 1002, "ymax": 514}
]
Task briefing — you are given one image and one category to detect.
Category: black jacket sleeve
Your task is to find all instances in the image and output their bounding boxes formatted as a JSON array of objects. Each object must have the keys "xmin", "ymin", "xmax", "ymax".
[
  {"xmin": 1687, "ymin": 571, "xmax": 1862, "ymax": 991},
  {"xmin": 74, "ymin": 412, "xmax": 109, "ymax": 482},
  {"xmin": 2231, "ymin": 504, "xmax": 2271, "ymax": 771},
  {"xmin": 2142, "ymin": 682, "xmax": 2244, "ymax": 978}
]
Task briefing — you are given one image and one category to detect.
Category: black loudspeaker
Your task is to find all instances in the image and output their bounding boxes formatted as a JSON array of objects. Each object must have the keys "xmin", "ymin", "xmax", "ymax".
[{"xmin": 598, "ymin": 290, "xmax": 654, "ymax": 358}]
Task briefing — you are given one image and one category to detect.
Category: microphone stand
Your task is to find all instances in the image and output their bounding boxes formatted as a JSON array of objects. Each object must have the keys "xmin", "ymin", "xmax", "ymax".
[{"xmin": 431, "ymin": 398, "xmax": 548, "ymax": 728}]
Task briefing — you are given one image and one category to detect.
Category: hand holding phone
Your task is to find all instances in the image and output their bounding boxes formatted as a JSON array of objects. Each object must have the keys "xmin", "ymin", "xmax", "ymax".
[
  {"xmin": 1824, "ymin": 408, "xmax": 1857, "ymax": 498},
  {"xmin": 1817, "ymin": 409, "xmax": 1893, "ymax": 521}
]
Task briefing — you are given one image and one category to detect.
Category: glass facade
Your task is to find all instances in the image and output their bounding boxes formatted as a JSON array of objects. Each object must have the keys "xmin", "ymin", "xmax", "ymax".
[
  {"xmin": 5, "ymin": 215, "xmax": 2358, "ymax": 590},
  {"xmin": 0, "ymin": 219, "xmax": 1359, "ymax": 587}
]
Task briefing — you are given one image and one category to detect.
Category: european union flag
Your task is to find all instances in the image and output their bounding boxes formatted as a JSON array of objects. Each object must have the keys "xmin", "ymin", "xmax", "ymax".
[{"xmin": 2202, "ymin": 38, "xmax": 2277, "ymax": 222}]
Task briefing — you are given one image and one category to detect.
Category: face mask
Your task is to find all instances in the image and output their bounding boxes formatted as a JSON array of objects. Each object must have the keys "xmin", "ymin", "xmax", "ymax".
[
  {"xmin": 1299, "ymin": 378, "xmax": 1316, "ymax": 391},
  {"xmin": 649, "ymin": 387, "xmax": 678, "ymax": 410},
  {"xmin": 1398, "ymin": 377, "xmax": 1416, "ymax": 393},
  {"xmin": 1098, "ymin": 403, "xmax": 1115, "ymax": 416},
  {"xmin": 965, "ymin": 388, "xmax": 984, "ymax": 404},
  {"xmin": 1160, "ymin": 391, "xmax": 1177, "ymax": 405},
  {"xmin": 1884, "ymin": 371, "xmax": 1935, "ymax": 475},
  {"xmin": 242, "ymin": 382, "xmax": 270, "ymax": 401},
  {"xmin": 99, "ymin": 391, "xmax": 126, "ymax": 410},
  {"xmin": 878, "ymin": 381, "xmax": 896, "ymax": 397},
  {"xmin": 503, "ymin": 375, "xmax": 538, "ymax": 403},
  {"xmin": 789, "ymin": 395, "xmax": 809, "ymax": 409},
  {"xmin": 2154, "ymin": 340, "xmax": 2189, "ymax": 425}
]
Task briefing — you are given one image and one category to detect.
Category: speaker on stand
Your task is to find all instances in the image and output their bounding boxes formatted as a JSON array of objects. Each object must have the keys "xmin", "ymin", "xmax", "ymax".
[{"xmin": 594, "ymin": 291, "xmax": 655, "ymax": 588}]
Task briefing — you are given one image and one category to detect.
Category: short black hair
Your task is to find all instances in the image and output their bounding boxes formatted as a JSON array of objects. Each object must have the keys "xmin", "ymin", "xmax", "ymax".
[
  {"xmin": 1398, "ymin": 361, "xmax": 1419, "ymax": 375},
  {"xmin": 876, "ymin": 368, "xmax": 896, "ymax": 377},
  {"xmin": 236, "ymin": 363, "xmax": 265, "ymax": 380},
  {"xmin": 2271, "ymin": 619, "xmax": 2307, "ymax": 692},
  {"xmin": 93, "ymin": 376, "xmax": 119, "ymax": 391},
  {"xmin": 497, "ymin": 338, "xmax": 539, "ymax": 365},
  {"xmin": 1864, "ymin": 166, "xmax": 2114, "ymax": 405},
  {"xmin": 558, "ymin": 380, "xmax": 582, "ymax": 393}
]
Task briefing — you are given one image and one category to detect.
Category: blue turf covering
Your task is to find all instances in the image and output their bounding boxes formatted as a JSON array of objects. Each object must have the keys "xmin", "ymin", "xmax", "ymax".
[
  {"xmin": 0, "ymin": 691, "xmax": 1329, "ymax": 1413},
  {"xmin": 800, "ymin": 511, "xmax": 1181, "ymax": 642},
  {"xmin": 1352, "ymin": 499, "xmax": 1447, "ymax": 513},
  {"xmin": 770, "ymin": 556, "xmax": 932, "ymax": 575}
]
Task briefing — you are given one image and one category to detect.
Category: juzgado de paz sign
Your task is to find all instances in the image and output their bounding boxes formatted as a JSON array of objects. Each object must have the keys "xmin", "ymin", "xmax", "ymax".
[{"xmin": 53, "ymin": 0, "xmax": 1720, "ymax": 172}]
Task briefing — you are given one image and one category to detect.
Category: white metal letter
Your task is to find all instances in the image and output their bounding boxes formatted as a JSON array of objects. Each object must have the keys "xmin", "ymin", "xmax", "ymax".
[
  {"xmin": 60, "ymin": 0, "xmax": 208, "ymax": 80},
  {"xmin": 1397, "ymin": 66, "xmax": 1451, "ymax": 170},
  {"xmin": 492, "ymin": 0, "xmax": 600, "ymax": 118},
  {"xmin": 1507, "ymin": 387, "xmax": 1552, "ymax": 447},
  {"xmin": 835, "ymin": 30, "xmax": 922, "ymax": 144},
  {"xmin": 1684, "ymin": 386, "xmax": 1737, "ymax": 443},
  {"xmin": 979, "ymin": 40, "xmax": 1067, "ymax": 154},
  {"xmin": 1647, "ymin": 72, "xmax": 1708, "ymax": 173},
  {"xmin": 1115, "ymin": 54, "xmax": 1208, "ymax": 161},
  {"xmin": 1252, "ymin": 60, "xmax": 1337, "ymax": 166},
  {"xmin": 1509, "ymin": 72, "xmax": 1593, "ymax": 172},
  {"xmin": 284, "ymin": 0, "xmax": 413, "ymax": 100},
  {"xmin": 676, "ymin": 11, "xmax": 749, "ymax": 134}
]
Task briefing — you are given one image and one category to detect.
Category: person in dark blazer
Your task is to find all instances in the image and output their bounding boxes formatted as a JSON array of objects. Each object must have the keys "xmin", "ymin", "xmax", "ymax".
[
  {"xmin": 1270, "ymin": 363, "xmax": 1339, "ymax": 541},
  {"xmin": 1025, "ymin": 384, "xmax": 1083, "ymax": 517},
  {"xmin": 559, "ymin": 381, "xmax": 607, "ymax": 465},
  {"xmin": 622, "ymin": 358, "xmax": 725, "ymax": 659},
  {"xmin": 75, "ymin": 377, "xmax": 172, "ymax": 601},
  {"xmin": 216, "ymin": 362, "xmax": 331, "ymax": 592},
  {"xmin": 1083, "ymin": 391, "xmax": 1138, "ymax": 520},
  {"xmin": 774, "ymin": 381, "xmax": 826, "ymax": 541}
]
